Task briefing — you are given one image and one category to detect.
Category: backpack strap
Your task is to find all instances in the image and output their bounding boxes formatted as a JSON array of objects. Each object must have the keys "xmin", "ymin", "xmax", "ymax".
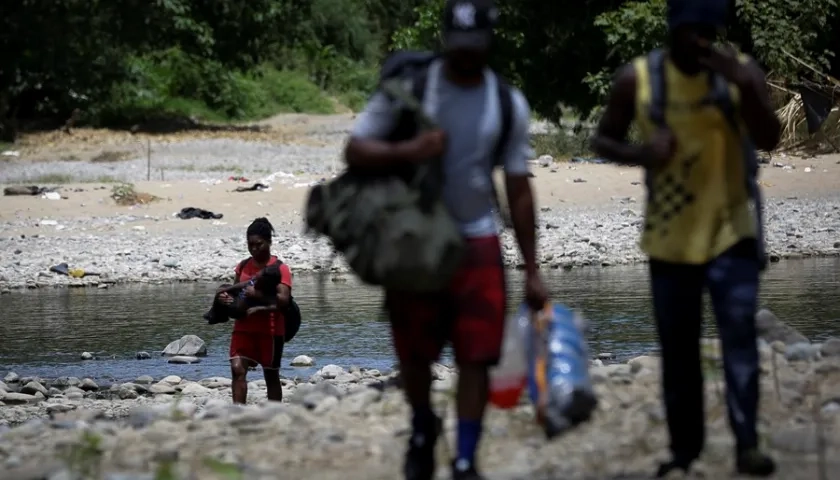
[
  {"xmin": 493, "ymin": 77, "xmax": 513, "ymax": 166},
  {"xmin": 647, "ymin": 48, "xmax": 668, "ymax": 129},
  {"xmin": 491, "ymin": 75, "xmax": 514, "ymax": 229}
]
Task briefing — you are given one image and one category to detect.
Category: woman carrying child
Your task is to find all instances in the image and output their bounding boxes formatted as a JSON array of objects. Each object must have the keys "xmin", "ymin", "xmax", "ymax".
[{"xmin": 218, "ymin": 217, "xmax": 292, "ymax": 404}]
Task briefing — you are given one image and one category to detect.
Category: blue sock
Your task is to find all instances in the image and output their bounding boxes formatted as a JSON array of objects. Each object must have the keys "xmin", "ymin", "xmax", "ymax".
[
  {"xmin": 411, "ymin": 405, "xmax": 435, "ymax": 434},
  {"xmin": 456, "ymin": 419, "xmax": 482, "ymax": 464}
]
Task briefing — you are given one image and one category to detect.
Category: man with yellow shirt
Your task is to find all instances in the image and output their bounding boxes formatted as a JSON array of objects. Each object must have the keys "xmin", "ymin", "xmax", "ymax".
[{"xmin": 591, "ymin": 0, "xmax": 781, "ymax": 477}]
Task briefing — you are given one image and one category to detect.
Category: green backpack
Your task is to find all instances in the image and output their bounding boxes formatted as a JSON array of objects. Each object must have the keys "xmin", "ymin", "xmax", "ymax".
[{"xmin": 304, "ymin": 52, "xmax": 464, "ymax": 292}]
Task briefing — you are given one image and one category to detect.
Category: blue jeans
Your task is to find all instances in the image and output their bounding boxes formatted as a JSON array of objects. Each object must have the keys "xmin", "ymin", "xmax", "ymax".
[{"xmin": 650, "ymin": 240, "xmax": 761, "ymax": 461}]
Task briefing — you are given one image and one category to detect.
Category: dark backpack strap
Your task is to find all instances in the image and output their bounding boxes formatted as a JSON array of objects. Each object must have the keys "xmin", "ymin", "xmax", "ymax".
[
  {"xmin": 493, "ymin": 77, "xmax": 513, "ymax": 166},
  {"xmin": 647, "ymin": 48, "xmax": 667, "ymax": 128},
  {"xmin": 707, "ymin": 73, "xmax": 768, "ymax": 270},
  {"xmin": 490, "ymin": 75, "xmax": 514, "ymax": 229}
]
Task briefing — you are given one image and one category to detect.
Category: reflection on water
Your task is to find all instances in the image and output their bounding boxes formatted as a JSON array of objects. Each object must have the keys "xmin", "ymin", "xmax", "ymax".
[{"xmin": 0, "ymin": 257, "xmax": 838, "ymax": 382}]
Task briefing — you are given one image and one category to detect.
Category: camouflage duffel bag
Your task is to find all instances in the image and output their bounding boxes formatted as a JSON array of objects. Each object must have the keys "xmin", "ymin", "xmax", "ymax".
[{"xmin": 304, "ymin": 170, "xmax": 464, "ymax": 292}]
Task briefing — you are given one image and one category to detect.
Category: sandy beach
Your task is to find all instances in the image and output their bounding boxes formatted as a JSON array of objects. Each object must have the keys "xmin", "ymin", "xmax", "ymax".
[{"xmin": 1, "ymin": 114, "xmax": 839, "ymax": 290}]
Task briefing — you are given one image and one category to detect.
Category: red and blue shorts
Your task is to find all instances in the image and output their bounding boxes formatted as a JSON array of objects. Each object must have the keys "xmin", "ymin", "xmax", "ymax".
[{"xmin": 384, "ymin": 235, "xmax": 506, "ymax": 366}]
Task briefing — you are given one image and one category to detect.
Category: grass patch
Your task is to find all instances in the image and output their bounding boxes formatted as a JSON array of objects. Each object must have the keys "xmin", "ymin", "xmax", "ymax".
[
  {"xmin": 110, "ymin": 182, "xmax": 159, "ymax": 206},
  {"xmin": 28, "ymin": 173, "xmax": 75, "ymax": 184},
  {"xmin": 532, "ymin": 129, "xmax": 593, "ymax": 159},
  {"xmin": 91, "ymin": 150, "xmax": 132, "ymax": 163},
  {"xmin": 94, "ymin": 175, "xmax": 122, "ymax": 183}
]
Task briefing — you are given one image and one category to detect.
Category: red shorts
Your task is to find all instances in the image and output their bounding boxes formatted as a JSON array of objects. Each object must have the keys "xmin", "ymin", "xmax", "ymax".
[
  {"xmin": 385, "ymin": 235, "xmax": 506, "ymax": 366},
  {"xmin": 229, "ymin": 332, "xmax": 284, "ymax": 370}
]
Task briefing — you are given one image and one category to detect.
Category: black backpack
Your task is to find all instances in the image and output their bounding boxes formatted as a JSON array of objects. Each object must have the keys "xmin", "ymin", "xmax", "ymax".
[
  {"xmin": 378, "ymin": 50, "xmax": 516, "ymax": 227},
  {"xmin": 645, "ymin": 48, "xmax": 767, "ymax": 269},
  {"xmin": 236, "ymin": 257, "xmax": 302, "ymax": 342}
]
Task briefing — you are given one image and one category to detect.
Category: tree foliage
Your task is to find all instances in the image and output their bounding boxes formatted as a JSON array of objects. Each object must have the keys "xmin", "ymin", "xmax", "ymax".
[
  {"xmin": 1, "ymin": 0, "xmax": 838, "ymax": 139},
  {"xmin": 393, "ymin": 0, "xmax": 840, "ymax": 120}
]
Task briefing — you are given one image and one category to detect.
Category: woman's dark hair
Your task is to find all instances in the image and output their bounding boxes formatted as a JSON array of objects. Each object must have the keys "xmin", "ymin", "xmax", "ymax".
[{"xmin": 246, "ymin": 217, "xmax": 274, "ymax": 242}]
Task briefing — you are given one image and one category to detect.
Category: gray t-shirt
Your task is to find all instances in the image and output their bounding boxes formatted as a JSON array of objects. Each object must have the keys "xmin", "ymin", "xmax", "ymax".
[{"xmin": 350, "ymin": 60, "xmax": 532, "ymax": 238}]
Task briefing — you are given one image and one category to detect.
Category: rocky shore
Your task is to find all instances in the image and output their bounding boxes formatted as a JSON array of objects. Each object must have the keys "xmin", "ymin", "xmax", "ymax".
[
  {"xmin": 1, "ymin": 194, "xmax": 839, "ymax": 292},
  {"xmin": 1, "ymin": 310, "xmax": 839, "ymax": 479},
  {"xmin": 2, "ymin": 116, "xmax": 839, "ymax": 291}
]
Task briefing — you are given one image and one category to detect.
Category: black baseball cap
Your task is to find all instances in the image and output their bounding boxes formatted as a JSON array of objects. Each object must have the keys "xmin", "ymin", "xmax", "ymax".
[{"xmin": 442, "ymin": 0, "xmax": 499, "ymax": 50}]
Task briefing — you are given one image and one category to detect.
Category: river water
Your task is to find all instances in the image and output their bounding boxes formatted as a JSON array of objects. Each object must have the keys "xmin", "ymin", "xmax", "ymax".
[{"xmin": 1, "ymin": 258, "xmax": 838, "ymax": 383}]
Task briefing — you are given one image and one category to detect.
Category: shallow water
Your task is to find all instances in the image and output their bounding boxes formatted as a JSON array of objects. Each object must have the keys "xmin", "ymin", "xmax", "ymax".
[{"xmin": 1, "ymin": 257, "xmax": 838, "ymax": 383}]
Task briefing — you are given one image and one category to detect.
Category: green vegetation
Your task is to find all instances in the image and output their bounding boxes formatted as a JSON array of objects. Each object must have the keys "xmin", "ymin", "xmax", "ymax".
[{"xmin": 2, "ymin": 0, "xmax": 838, "ymax": 155}]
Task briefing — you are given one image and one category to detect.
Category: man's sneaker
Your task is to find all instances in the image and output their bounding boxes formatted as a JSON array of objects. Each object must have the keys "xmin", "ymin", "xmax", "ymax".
[
  {"xmin": 452, "ymin": 458, "xmax": 485, "ymax": 480},
  {"xmin": 403, "ymin": 416, "xmax": 443, "ymax": 480},
  {"xmin": 655, "ymin": 458, "xmax": 694, "ymax": 478},
  {"xmin": 736, "ymin": 449, "xmax": 776, "ymax": 477}
]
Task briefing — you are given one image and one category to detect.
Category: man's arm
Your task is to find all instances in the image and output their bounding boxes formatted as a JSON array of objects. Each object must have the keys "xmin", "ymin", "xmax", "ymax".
[
  {"xmin": 590, "ymin": 65, "xmax": 650, "ymax": 166},
  {"xmin": 345, "ymin": 92, "xmax": 421, "ymax": 168},
  {"xmin": 502, "ymin": 90, "xmax": 539, "ymax": 274},
  {"xmin": 736, "ymin": 59, "xmax": 781, "ymax": 151}
]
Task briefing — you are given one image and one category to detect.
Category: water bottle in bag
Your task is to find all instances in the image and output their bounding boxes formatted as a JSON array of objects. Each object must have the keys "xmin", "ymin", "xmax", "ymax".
[
  {"xmin": 526, "ymin": 302, "xmax": 597, "ymax": 439},
  {"xmin": 488, "ymin": 304, "xmax": 530, "ymax": 409}
]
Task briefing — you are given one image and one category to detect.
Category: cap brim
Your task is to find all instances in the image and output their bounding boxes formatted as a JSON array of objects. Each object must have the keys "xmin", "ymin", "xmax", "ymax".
[{"xmin": 443, "ymin": 30, "xmax": 491, "ymax": 50}]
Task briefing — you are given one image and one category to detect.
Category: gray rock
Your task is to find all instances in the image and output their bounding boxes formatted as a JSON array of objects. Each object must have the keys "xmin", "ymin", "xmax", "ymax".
[
  {"xmin": 1, "ymin": 392, "xmax": 40, "ymax": 404},
  {"xmin": 180, "ymin": 383, "xmax": 211, "ymax": 396},
  {"xmin": 318, "ymin": 364, "xmax": 345, "ymax": 379},
  {"xmin": 198, "ymin": 377, "xmax": 232, "ymax": 389},
  {"xmin": 820, "ymin": 337, "xmax": 840, "ymax": 357},
  {"xmin": 80, "ymin": 378, "xmax": 99, "ymax": 391},
  {"xmin": 161, "ymin": 334, "xmax": 207, "ymax": 357},
  {"xmin": 167, "ymin": 355, "xmax": 201, "ymax": 364},
  {"xmin": 755, "ymin": 309, "xmax": 809, "ymax": 345},
  {"xmin": 20, "ymin": 381, "xmax": 48, "ymax": 396},
  {"xmin": 149, "ymin": 383, "xmax": 177, "ymax": 395},
  {"xmin": 291, "ymin": 355, "xmax": 315, "ymax": 367},
  {"xmin": 46, "ymin": 404, "xmax": 76, "ymax": 415},
  {"xmin": 784, "ymin": 342, "xmax": 821, "ymax": 362},
  {"xmin": 80, "ymin": 351, "xmax": 93, "ymax": 360},
  {"xmin": 117, "ymin": 384, "xmax": 138, "ymax": 399},
  {"xmin": 135, "ymin": 351, "xmax": 151, "ymax": 360},
  {"xmin": 50, "ymin": 377, "xmax": 80, "ymax": 389},
  {"xmin": 134, "ymin": 375, "xmax": 154, "ymax": 385},
  {"xmin": 4, "ymin": 372, "xmax": 19, "ymax": 383},
  {"xmin": 627, "ymin": 355, "xmax": 659, "ymax": 374}
]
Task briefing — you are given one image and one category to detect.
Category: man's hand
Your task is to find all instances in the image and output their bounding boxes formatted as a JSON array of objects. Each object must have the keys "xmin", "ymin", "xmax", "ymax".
[
  {"xmin": 695, "ymin": 39, "xmax": 750, "ymax": 86},
  {"xmin": 643, "ymin": 127, "xmax": 677, "ymax": 169},
  {"xmin": 243, "ymin": 285, "xmax": 257, "ymax": 298},
  {"xmin": 525, "ymin": 271, "xmax": 548, "ymax": 311},
  {"xmin": 246, "ymin": 306, "xmax": 267, "ymax": 316},
  {"xmin": 405, "ymin": 129, "xmax": 446, "ymax": 162}
]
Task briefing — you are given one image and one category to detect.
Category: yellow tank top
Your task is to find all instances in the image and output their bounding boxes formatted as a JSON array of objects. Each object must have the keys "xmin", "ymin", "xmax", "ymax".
[{"xmin": 633, "ymin": 53, "xmax": 759, "ymax": 264}]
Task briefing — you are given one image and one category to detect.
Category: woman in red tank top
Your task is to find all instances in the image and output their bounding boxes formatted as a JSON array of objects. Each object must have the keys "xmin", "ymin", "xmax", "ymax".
[{"xmin": 218, "ymin": 218, "xmax": 293, "ymax": 404}]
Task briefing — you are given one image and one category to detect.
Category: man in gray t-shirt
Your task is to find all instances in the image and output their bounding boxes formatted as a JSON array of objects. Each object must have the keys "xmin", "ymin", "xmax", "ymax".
[{"xmin": 345, "ymin": 1, "xmax": 545, "ymax": 479}]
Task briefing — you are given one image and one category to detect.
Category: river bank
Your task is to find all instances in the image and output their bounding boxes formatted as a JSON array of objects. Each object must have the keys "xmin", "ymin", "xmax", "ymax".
[
  {"xmin": 2, "ymin": 116, "xmax": 839, "ymax": 291},
  {"xmin": 1, "ymin": 309, "xmax": 839, "ymax": 479},
  {"xmin": 1, "ymin": 195, "xmax": 839, "ymax": 291}
]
